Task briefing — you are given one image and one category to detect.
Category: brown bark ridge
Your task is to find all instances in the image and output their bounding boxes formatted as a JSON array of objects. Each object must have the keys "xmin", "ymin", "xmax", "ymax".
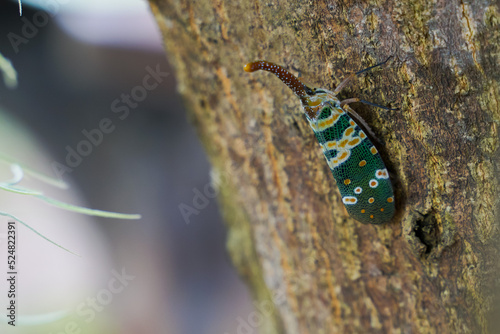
[{"xmin": 148, "ymin": 1, "xmax": 500, "ymax": 333}]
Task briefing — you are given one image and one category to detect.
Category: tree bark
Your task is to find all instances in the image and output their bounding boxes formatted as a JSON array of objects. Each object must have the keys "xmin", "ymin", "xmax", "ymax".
[{"xmin": 148, "ymin": 1, "xmax": 500, "ymax": 333}]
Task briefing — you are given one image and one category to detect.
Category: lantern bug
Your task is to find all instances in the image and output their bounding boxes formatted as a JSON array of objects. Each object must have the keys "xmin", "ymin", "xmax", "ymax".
[{"xmin": 244, "ymin": 58, "xmax": 396, "ymax": 224}]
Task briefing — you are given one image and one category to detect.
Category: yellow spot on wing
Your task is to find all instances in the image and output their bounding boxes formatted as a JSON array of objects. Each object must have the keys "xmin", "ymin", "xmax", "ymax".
[
  {"xmin": 342, "ymin": 196, "xmax": 358, "ymax": 204},
  {"xmin": 339, "ymin": 152, "xmax": 348, "ymax": 159},
  {"xmin": 348, "ymin": 138, "xmax": 360, "ymax": 146}
]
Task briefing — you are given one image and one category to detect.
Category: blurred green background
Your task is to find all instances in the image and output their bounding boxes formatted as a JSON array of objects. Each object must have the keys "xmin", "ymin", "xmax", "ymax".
[{"xmin": 0, "ymin": 1, "xmax": 253, "ymax": 333}]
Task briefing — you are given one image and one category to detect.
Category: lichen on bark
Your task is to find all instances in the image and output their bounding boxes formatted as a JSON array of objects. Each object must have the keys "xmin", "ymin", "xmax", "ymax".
[{"xmin": 149, "ymin": 0, "xmax": 500, "ymax": 332}]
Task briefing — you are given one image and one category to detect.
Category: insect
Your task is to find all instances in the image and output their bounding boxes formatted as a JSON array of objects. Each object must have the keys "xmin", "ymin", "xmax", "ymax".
[{"xmin": 244, "ymin": 59, "xmax": 396, "ymax": 224}]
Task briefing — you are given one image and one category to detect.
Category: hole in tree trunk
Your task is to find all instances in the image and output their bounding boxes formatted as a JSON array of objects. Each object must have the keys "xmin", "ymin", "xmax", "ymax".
[{"xmin": 413, "ymin": 211, "xmax": 439, "ymax": 256}]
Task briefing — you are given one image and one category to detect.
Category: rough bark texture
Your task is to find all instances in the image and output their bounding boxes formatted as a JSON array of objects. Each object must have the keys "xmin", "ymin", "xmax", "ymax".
[{"xmin": 148, "ymin": 1, "xmax": 500, "ymax": 333}]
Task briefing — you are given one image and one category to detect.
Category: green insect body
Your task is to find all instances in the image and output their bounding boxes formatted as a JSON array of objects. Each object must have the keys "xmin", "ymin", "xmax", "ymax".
[{"xmin": 244, "ymin": 60, "xmax": 395, "ymax": 224}]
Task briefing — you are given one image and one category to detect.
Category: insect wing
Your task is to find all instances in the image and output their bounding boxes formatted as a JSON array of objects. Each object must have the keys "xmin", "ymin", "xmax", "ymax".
[{"xmin": 310, "ymin": 105, "xmax": 395, "ymax": 224}]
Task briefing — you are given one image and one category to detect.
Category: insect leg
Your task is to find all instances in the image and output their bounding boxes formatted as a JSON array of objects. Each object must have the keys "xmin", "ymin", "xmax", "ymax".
[
  {"xmin": 333, "ymin": 56, "xmax": 393, "ymax": 95},
  {"xmin": 340, "ymin": 98, "xmax": 398, "ymax": 111},
  {"xmin": 354, "ymin": 56, "xmax": 393, "ymax": 76},
  {"xmin": 341, "ymin": 104, "xmax": 381, "ymax": 144},
  {"xmin": 333, "ymin": 73, "xmax": 356, "ymax": 95}
]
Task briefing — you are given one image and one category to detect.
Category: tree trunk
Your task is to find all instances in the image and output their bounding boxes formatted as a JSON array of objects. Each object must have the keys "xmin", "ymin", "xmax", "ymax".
[{"xmin": 148, "ymin": 1, "xmax": 500, "ymax": 333}]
